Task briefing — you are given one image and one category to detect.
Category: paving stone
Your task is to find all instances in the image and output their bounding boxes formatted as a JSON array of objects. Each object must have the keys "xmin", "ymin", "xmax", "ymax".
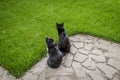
[
  {"xmin": 73, "ymin": 42, "xmax": 84, "ymax": 49},
  {"xmin": 72, "ymin": 34, "xmax": 86, "ymax": 41},
  {"xmin": 48, "ymin": 77, "xmax": 58, "ymax": 80},
  {"xmin": 72, "ymin": 61, "xmax": 87, "ymax": 78},
  {"xmin": 48, "ymin": 76, "xmax": 73, "ymax": 80},
  {"xmin": 76, "ymin": 77, "xmax": 92, "ymax": 80},
  {"xmin": 84, "ymin": 43, "xmax": 94, "ymax": 51},
  {"xmin": 84, "ymin": 35, "xmax": 98, "ymax": 42},
  {"xmin": 63, "ymin": 54, "xmax": 74, "ymax": 67},
  {"xmin": 0, "ymin": 71, "xmax": 16, "ymax": 80},
  {"xmin": 104, "ymin": 51, "xmax": 119, "ymax": 61},
  {"xmin": 82, "ymin": 58, "xmax": 96, "ymax": 70},
  {"xmin": 107, "ymin": 59, "xmax": 120, "ymax": 71},
  {"xmin": 95, "ymin": 39, "xmax": 111, "ymax": 50},
  {"xmin": 58, "ymin": 76, "xmax": 72, "ymax": 80},
  {"xmin": 61, "ymin": 55, "xmax": 67, "ymax": 64},
  {"xmin": 100, "ymin": 44, "xmax": 108, "ymax": 50},
  {"xmin": 97, "ymin": 63, "xmax": 118, "ymax": 78},
  {"xmin": 69, "ymin": 36, "xmax": 80, "ymax": 42},
  {"xmin": 78, "ymin": 48, "xmax": 89, "ymax": 55},
  {"xmin": 108, "ymin": 43, "xmax": 120, "ymax": 59},
  {"xmin": 0, "ymin": 34, "xmax": 120, "ymax": 80},
  {"xmin": 38, "ymin": 72, "xmax": 46, "ymax": 80},
  {"xmin": 112, "ymin": 73, "xmax": 120, "ymax": 80},
  {"xmin": 29, "ymin": 57, "xmax": 47, "ymax": 75},
  {"xmin": 7, "ymin": 75, "xmax": 16, "ymax": 80},
  {"xmin": 98, "ymin": 39, "xmax": 111, "ymax": 46},
  {"xmin": 16, "ymin": 79, "xmax": 21, "ymax": 80},
  {"xmin": 54, "ymin": 66, "xmax": 74, "ymax": 76},
  {"xmin": 81, "ymin": 35, "xmax": 94, "ymax": 41},
  {"xmin": 0, "ymin": 67, "xmax": 4, "ymax": 77},
  {"xmin": 90, "ymin": 54, "xmax": 106, "ymax": 63},
  {"xmin": 104, "ymin": 52, "xmax": 110, "ymax": 58},
  {"xmin": 84, "ymin": 38, "xmax": 94, "ymax": 43},
  {"xmin": 74, "ymin": 52, "xmax": 88, "ymax": 63},
  {"xmin": 86, "ymin": 69, "xmax": 106, "ymax": 80},
  {"xmin": 70, "ymin": 45, "xmax": 78, "ymax": 54},
  {"xmin": 103, "ymin": 52, "xmax": 110, "ymax": 62},
  {"xmin": 86, "ymin": 35, "xmax": 95, "ymax": 40},
  {"xmin": 45, "ymin": 66, "xmax": 59, "ymax": 77},
  {"xmin": 90, "ymin": 48, "xmax": 103, "ymax": 55},
  {"xmin": 22, "ymin": 72, "xmax": 38, "ymax": 80},
  {"xmin": 0, "ymin": 71, "xmax": 7, "ymax": 80}
]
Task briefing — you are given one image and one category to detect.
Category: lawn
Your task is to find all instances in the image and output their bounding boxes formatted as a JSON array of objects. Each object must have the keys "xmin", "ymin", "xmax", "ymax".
[{"xmin": 0, "ymin": 0, "xmax": 120, "ymax": 77}]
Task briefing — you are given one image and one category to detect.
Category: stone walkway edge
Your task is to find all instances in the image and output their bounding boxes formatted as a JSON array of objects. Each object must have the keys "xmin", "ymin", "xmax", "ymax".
[{"xmin": 0, "ymin": 34, "xmax": 120, "ymax": 80}]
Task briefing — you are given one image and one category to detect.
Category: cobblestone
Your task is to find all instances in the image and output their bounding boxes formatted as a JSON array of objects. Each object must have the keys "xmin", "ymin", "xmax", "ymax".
[
  {"xmin": 74, "ymin": 52, "xmax": 88, "ymax": 63},
  {"xmin": 97, "ymin": 63, "xmax": 118, "ymax": 78},
  {"xmin": 0, "ymin": 34, "xmax": 120, "ymax": 80}
]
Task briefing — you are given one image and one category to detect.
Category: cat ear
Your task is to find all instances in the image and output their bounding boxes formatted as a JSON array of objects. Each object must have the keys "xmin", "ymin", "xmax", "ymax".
[
  {"xmin": 50, "ymin": 38, "xmax": 54, "ymax": 42},
  {"xmin": 46, "ymin": 37, "xmax": 48, "ymax": 40},
  {"xmin": 61, "ymin": 23, "xmax": 64, "ymax": 26},
  {"xmin": 45, "ymin": 37, "xmax": 48, "ymax": 42},
  {"xmin": 56, "ymin": 23, "xmax": 58, "ymax": 26}
]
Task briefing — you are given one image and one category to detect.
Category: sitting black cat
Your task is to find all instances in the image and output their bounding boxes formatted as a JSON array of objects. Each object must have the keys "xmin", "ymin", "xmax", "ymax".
[
  {"xmin": 46, "ymin": 37, "xmax": 63, "ymax": 68},
  {"xmin": 56, "ymin": 23, "xmax": 71, "ymax": 56}
]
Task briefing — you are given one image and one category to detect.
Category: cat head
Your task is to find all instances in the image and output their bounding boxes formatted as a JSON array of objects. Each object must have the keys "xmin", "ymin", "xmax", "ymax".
[
  {"xmin": 56, "ymin": 23, "xmax": 65, "ymax": 33},
  {"xmin": 46, "ymin": 37, "xmax": 54, "ymax": 49}
]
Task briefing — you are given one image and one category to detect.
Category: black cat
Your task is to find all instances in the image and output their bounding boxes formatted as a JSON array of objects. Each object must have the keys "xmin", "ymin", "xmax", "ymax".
[
  {"xmin": 46, "ymin": 37, "xmax": 63, "ymax": 68},
  {"xmin": 56, "ymin": 23, "xmax": 71, "ymax": 56}
]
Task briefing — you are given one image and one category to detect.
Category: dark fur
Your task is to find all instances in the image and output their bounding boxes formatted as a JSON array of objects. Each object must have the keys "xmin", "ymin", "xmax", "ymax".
[
  {"xmin": 46, "ymin": 37, "xmax": 63, "ymax": 68},
  {"xmin": 56, "ymin": 23, "xmax": 71, "ymax": 56}
]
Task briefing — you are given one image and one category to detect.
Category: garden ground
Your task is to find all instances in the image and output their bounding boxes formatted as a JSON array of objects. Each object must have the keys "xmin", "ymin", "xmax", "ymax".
[{"xmin": 0, "ymin": 0, "xmax": 120, "ymax": 77}]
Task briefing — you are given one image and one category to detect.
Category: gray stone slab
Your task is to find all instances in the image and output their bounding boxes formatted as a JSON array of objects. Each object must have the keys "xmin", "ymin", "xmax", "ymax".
[
  {"xmin": 0, "ymin": 67, "xmax": 4, "ymax": 77},
  {"xmin": 29, "ymin": 57, "xmax": 47, "ymax": 75},
  {"xmin": 108, "ymin": 43, "xmax": 120, "ymax": 60},
  {"xmin": 54, "ymin": 66, "xmax": 74, "ymax": 76},
  {"xmin": 86, "ymin": 69, "xmax": 106, "ymax": 80},
  {"xmin": 107, "ymin": 59, "xmax": 120, "ymax": 71},
  {"xmin": 90, "ymin": 48, "xmax": 103, "ymax": 55},
  {"xmin": 69, "ymin": 36, "xmax": 81, "ymax": 42},
  {"xmin": 97, "ymin": 63, "xmax": 118, "ymax": 78},
  {"xmin": 82, "ymin": 58, "xmax": 96, "ymax": 70},
  {"xmin": 84, "ymin": 43, "xmax": 94, "ymax": 51},
  {"xmin": 63, "ymin": 54, "xmax": 74, "ymax": 67},
  {"xmin": 78, "ymin": 48, "xmax": 89, "ymax": 55},
  {"xmin": 84, "ymin": 38, "xmax": 94, "ymax": 43},
  {"xmin": 21, "ymin": 73, "xmax": 38, "ymax": 80},
  {"xmin": 0, "ymin": 34, "xmax": 120, "ymax": 80},
  {"xmin": 91, "ymin": 54, "xmax": 106, "ymax": 63},
  {"xmin": 70, "ymin": 45, "xmax": 78, "ymax": 54},
  {"xmin": 0, "ymin": 71, "xmax": 16, "ymax": 80},
  {"xmin": 72, "ymin": 61, "xmax": 87, "ymax": 78},
  {"xmin": 73, "ymin": 42, "xmax": 84, "ymax": 49},
  {"xmin": 112, "ymin": 73, "xmax": 120, "ymax": 80},
  {"xmin": 38, "ymin": 72, "xmax": 46, "ymax": 80},
  {"xmin": 74, "ymin": 52, "xmax": 88, "ymax": 63}
]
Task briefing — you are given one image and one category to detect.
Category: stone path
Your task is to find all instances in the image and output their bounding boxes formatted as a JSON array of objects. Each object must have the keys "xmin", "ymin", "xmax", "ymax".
[{"xmin": 0, "ymin": 34, "xmax": 120, "ymax": 80}]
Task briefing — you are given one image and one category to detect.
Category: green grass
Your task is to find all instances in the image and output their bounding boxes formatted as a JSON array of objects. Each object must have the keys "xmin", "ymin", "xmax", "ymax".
[{"xmin": 0, "ymin": 0, "xmax": 120, "ymax": 77}]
